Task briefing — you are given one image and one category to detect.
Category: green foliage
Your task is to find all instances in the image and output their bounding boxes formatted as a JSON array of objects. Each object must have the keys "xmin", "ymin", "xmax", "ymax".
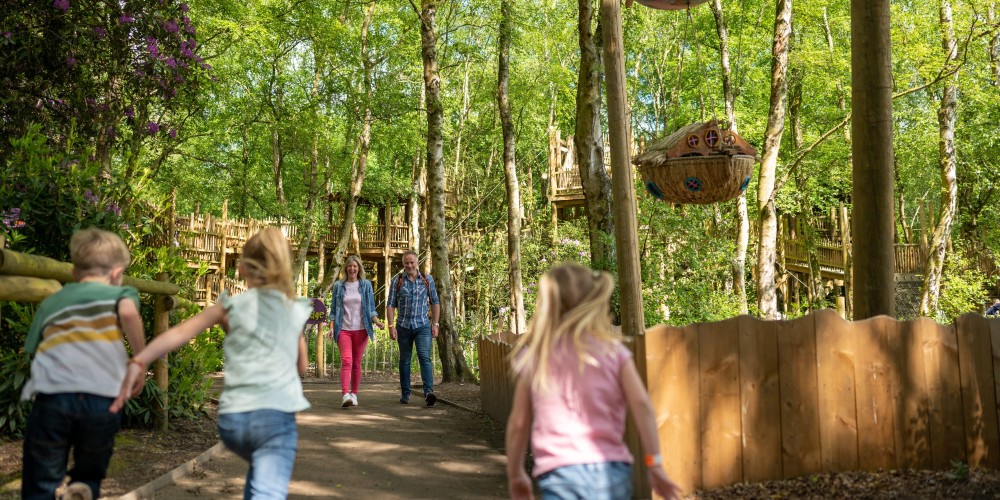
[
  {"xmin": 0, "ymin": 351, "xmax": 32, "ymax": 438},
  {"xmin": 935, "ymin": 251, "xmax": 988, "ymax": 324}
]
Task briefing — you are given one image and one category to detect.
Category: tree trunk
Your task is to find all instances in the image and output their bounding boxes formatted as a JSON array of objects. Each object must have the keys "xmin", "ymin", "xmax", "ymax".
[
  {"xmin": 711, "ymin": 0, "xmax": 749, "ymax": 315},
  {"xmin": 851, "ymin": 0, "xmax": 896, "ymax": 319},
  {"xmin": 990, "ymin": 3, "xmax": 1000, "ymax": 86},
  {"xmin": 756, "ymin": 0, "xmax": 792, "ymax": 320},
  {"xmin": 418, "ymin": 0, "xmax": 473, "ymax": 382},
  {"xmin": 409, "ymin": 147, "xmax": 423, "ymax": 252},
  {"xmin": 499, "ymin": 0, "xmax": 526, "ymax": 336},
  {"xmin": 270, "ymin": 65, "xmax": 286, "ymax": 211},
  {"xmin": 600, "ymin": 0, "xmax": 645, "ymax": 337},
  {"xmin": 576, "ymin": 0, "xmax": 616, "ymax": 274},
  {"xmin": 920, "ymin": 0, "xmax": 960, "ymax": 316},
  {"xmin": 315, "ymin": 3, "xmax": 376, "ymax": 297},
  {"xmin": 292, "ymin": 47, "xmax": 325, "ymax": 286}
]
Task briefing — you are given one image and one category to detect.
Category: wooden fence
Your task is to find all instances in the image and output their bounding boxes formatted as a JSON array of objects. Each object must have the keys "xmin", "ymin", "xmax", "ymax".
[{"xmin": 478, "ymin": 310, "xmax": 1000, "ymax": 495}]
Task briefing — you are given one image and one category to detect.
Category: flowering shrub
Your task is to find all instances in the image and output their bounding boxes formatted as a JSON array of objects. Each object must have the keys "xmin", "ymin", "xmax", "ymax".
[{"xmin": 0, "ymin": 0, "xmax": 211, "ymax": 162}]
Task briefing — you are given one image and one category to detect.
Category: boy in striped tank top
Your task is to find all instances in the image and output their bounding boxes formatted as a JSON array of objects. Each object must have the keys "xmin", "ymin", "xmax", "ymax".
[{"xmin": 20, "ymin": 228, "xmax": 147, "ymax": 500}]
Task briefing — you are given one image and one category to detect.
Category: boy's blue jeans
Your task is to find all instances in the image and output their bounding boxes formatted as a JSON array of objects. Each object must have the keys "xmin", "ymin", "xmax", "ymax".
[
  {"xmin": 537, "ymin": 462, "xmax": 633, "ymax": 500},
  {"xmin": 21, "ymin": 392, "xmax": 122, "ymax": 500},
  {"xmin": 397, "ymin": 324, "xmax": 434, "ymax": 398},
  {"xmin": 217, "ymin": 409, "xmax": 298, "ymax": 500}
]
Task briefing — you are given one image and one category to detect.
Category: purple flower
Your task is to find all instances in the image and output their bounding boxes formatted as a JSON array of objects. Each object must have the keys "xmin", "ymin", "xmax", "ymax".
[
  {"xmin": 83, "ymin": 189, "xmax": 99, "ymax": 204},
  {"xmin": 118, "ymin": 14, "xmax": 135, "ymax": 24},
  {"xmin": 1, "ymin": 208, "xmax": 25, "ymax": 229},
  {"xmin": 165, "ymin": 58, "xmax": 177, "ymax": 68},
  {"xmin": 92, "ymin": 26, "xmax": 106, "ymax": 38},
  {"xmin": 201, "ymin": 63, "xmax": 211, "ymax": 70},
  {"xmin": 66, "ymin": 55, "xmax": 76, "ymax": 67},
  {"xmin": 163, "ymin": 20, "xmax": 178, "ymax": 33},
  {"xmin": 168, "ymin": 128, "xmax": 177, "ymax": 139},
  {"xmin": 52, "ymin": 0, "xmax": 69, "ymax": 11},
  {"xmin": 4, "ymin": 32, "xmax": 12, "ymax": 39},
  {"xmin": 147, "ymin": 43, "xmax": 159, "ymax": 58},
  {"xmin": 124, "ymin": 106, "xmax": 134, "ymax": 118},
  {"xmin": 185, "ymin": 24, "xmax": 196, "ymax": 35},
  {"xmin": 180, "ymin": 47, "xmax": 193, "ymax": 58},
  {"xmin": 147, "ymin": 122, "xmax": 160, "ymax": 134},
  {"xmin": 106, "ymin": 202, "xmax": 120, "ymax": 216},
  {"xmin": 180, "ymin": 3, "xmax": 189, "ymax": 12}
]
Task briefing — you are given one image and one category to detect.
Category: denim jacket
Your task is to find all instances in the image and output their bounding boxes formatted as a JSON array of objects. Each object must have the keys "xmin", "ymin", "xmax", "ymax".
[{"xmin": 330, "ymin": 279, "xmax": 378, "ymax": 342}]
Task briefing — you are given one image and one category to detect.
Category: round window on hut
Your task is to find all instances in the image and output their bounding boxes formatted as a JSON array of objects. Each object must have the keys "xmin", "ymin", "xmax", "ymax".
[
  {"xmin": 705, "ymin": 129, "xmax": 719, "ymax": 147},
  {"xmin": 687, "ymin": 135, "xmax": 700, "ymax": 147}
]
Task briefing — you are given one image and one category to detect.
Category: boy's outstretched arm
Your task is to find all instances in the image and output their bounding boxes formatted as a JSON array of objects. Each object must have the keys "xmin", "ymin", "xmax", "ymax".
[
  {"xmin": 110, "ymin": 303, "xmax": 227, "ymax": 413},
  {"xmin": 621, "ymin": 360, "xmax": 682, "ymax": 500},
  {"xmin": 505, "ymin": 376, "xmax": 534, "ymax": 500},
  {"xmin": 117, "ymin": 298, "xmax": 147, "ymax": 398}
]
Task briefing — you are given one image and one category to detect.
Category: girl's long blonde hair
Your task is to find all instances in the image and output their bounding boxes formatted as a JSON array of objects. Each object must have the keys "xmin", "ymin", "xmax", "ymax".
[
  {"xmin": 240, "ymin": 227, "xmax": 295, "ymax": 299},
  {"xmin": 511, "ymin": 262, "xmax": 618, "ymax": 394}
]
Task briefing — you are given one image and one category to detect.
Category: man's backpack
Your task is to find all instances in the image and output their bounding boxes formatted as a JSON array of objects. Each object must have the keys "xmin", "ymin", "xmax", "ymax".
[{"xmin": 396, "ymin": 272, "xmax": 430, "ymax": 294}]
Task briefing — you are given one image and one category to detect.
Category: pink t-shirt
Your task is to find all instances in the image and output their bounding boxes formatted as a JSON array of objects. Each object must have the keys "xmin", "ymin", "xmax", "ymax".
[
  {"xmin": 342, "ymin": 281, "xmax": 363, "ymax": 331},
  {"xmin": 522, "ymin": 339, "xmax": 634, "ymax": 477}
]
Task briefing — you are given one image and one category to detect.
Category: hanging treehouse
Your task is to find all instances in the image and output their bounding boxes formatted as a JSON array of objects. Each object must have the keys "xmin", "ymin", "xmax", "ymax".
[
  {"xmin": 633, "ymin": 119, "xmax": 757, "ymax": 205},
  {"xmin": 629, "ymin": 0, "xmax": 758, "ymax": 205}
]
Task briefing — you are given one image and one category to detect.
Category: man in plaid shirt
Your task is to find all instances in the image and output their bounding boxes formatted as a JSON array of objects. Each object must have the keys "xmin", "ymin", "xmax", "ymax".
[{"xmin": 387, "ymin": 251, "xmax": 441, "ymax": 406}]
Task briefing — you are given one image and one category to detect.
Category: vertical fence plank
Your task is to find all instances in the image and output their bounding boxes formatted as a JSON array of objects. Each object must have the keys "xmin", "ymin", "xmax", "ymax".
[
  {"xmin": 892, "ymin": 318, "xmax": 932, "ymax": 470},
  {"xmin": 647, "ymin": 324, "xmax": 701, "ymax": 492},
  {"xmin": 699, "ymin": 318, "xmax": 742, "ymax": 489},
  {"xmin": 815, "ymin": 309, "xmax": 859, "ymax": 472},
  {"xmin": 923, "ymin": 320, "xmax": 966, "ymax": 469},
  {"xmin": 738, "ymin": 315, "xmax": 782, "ymax": 482},
  {"xmin": 777, "ymin": 314, "xmax": 822, "ymax": 478},
  {"xmin": 854, "ymin": 316, "xmax": 897, "ymax": 470},
  {"xmin": 956, "ymin": 313, "xmax": 1000, "ymax": 468},
  {"xmin": 991, "ymin": 318, "xmax": 1000, "ymax": 465}
]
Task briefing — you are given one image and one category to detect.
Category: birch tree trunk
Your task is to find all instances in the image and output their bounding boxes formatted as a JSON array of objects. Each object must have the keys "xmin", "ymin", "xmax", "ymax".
[
  {"xmin": 292, "ymin": 47, "xmax": 324, "ymax": 286},
  {"xmin": 576, "ymin": 0, "xmax": 616, "ymax": 274},
  {"xmin": 920, "ymin": 0, "xmax": 960, "ymax": 315},
  {"xmin": 755, "ymin": 0, "xmax": 792, "ymax": 320},
  {"xmin": 315, "ymin": 3, "xmax": 376, "ymax": 297},
  {"xmin": 418, "ymin": 0, "xmax": 473, "ymax": 381},
  {"xmin": 710, "ymin": 0, "xmax": 749, "ymax": 315},
  {"xmin": 499, "ymin": 0, "xmax": 526, "ymax": 335},
  {"xmin": 270, "ymin": 80, "xmax": 286, "ymax": 211},
  {"xmin": 990, "ymin": 3, "xmax": 1000, "ymax": 85},
  {"xmin": 851, "ymin": 0, "xmax": 896, "ymax": 319}
]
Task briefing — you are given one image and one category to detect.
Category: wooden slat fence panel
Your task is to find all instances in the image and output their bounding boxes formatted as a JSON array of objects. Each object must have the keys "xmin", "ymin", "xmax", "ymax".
[
  {"xmin": 777, "ymin": 314, "xmax": 822, "ymax": 479},
  {"xmin": 924, "ymin": 320, "xmax": 966, "ymax": 469},
  {"xmin": 892, "ymin": 317, "xmax": 933, "ymax": 470},
  {"xmin": 738, "ymin": 315, "xmax": 782, "ymax": 483},
  {"xmin": 647, "ymin": 323, "xmax": 701, "ymax": 493},
  {"xmin": 698, "ymin": 318, "xmax": 742, "ymax": 489},
  {"xmin": 956, "ymin": 313, "xmax": 1000, "ymax": 468},
  {"xmin": 854, "ymin": 316, "xmax": 898, "ymax": 470},
  {"xmin": 815, "ymin": 309, "xmax": 860, "ymax": 472}
]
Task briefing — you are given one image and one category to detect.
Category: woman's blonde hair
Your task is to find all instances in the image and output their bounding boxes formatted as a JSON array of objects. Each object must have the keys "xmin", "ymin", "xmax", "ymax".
[
  {"xmin": 240, "ymin": 227, "xmax": 295, "ymax": 298},
  {"xmin": 510, "ymin": 262, "xmax": 617, "ymax": 394},
  {"xmin": 340, "ymin": 255, "xmax": 366, "ymax": 281}
]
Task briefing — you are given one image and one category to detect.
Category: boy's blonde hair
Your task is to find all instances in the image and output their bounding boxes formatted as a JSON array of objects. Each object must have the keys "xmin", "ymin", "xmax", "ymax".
[
  {"xmin": 70, "ymin": 228, "xmax": 131, "ymax": 278},
  {"xmin": 240, "ymin": 227, "xmax": 295, "ymax": 299},
  {"xmin": 340, "ymin": 255, "xmax": 366, "ymax": 281},
  {"xmin": 511, "ymin": 262, "xmax": 618, "ymax": 394}
]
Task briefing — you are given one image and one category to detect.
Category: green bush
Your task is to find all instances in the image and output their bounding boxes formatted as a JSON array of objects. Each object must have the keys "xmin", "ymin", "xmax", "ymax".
[{"xmin": 0, "ymin": 351, "xmax": 32, "ymax": 437}]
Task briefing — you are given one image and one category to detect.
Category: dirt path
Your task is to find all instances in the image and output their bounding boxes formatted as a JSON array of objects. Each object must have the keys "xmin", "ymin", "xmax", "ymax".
[{"xmin": 148, "ymin": 380, "xmax": 508, "ymax": 499}]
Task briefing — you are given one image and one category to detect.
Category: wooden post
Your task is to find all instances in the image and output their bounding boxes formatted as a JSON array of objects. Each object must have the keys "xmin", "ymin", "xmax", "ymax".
[
  {"xmin": 549, "ymin": 127, "xmax": 560, "ymax": 242},
  {"xmin": 840, "ymin": 203, "xmax": 852, "ymax": 318},
  {"xmin": 220, "ymin": 200, "xmax": 229, "ymax": 280},
  {"xmin": 600, "ymin": 1, "xmax": 647, "ymax": 495},
  {"xmin": 317, "ymin": 323, "xmax": 326, "ymax": 378},
  {"xmin": 153, "ymin": 272, "xmax": 171, "ymax": 431}
]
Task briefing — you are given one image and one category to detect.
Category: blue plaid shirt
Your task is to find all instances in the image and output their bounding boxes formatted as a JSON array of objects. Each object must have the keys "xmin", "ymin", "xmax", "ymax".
[{"xmin": 387, "ymin": 271, "xmax": 440, "ymax": 329}]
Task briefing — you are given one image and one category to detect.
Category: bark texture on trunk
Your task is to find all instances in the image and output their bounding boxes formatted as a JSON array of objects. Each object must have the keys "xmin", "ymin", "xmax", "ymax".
[
  {"xmin": 711, "ymin": 0, "xmax": 749, "ymax": 315},
  {"xmin": 920, "ymin": 0, "xmax": 960, "ymax": 316},
  {"xmin": 576, "ymin": 0, "xmax": 616, "ymax": 274},
  {"xmin": 499, "ymin": 0, "xmax": 526, "ymax": 335},
  {"xmin": 419, "ymin": 0, "xmax": 473, "ymax": 381},
  {"xmin": 851, "ymin": 0, "xmax": 896, "ymax": 319},
  {"xmin": 756, "ymin": 0, "xmax": 792, "ymax": 320}
]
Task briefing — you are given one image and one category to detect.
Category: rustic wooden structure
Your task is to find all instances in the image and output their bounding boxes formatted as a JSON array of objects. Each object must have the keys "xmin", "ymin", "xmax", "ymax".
[
  {"xmin": 479, "ymin": 310, "xmax": 1000, "ymax": 493},
  {"xmin": 175, "ymin": 199, "xmax": 413, "ymax": 307},
  {"xmin": 633, "ymin": 119, "xmax": 757, "ymax": 204}
]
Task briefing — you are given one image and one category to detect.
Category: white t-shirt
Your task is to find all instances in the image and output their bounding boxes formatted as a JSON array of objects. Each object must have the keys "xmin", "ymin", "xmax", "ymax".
[{"xmin": 342, "ymin": 281, "xmax": 364, "ymax": 331}]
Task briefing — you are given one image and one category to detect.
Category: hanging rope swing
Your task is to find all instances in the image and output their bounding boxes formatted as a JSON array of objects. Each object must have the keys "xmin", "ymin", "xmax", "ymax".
[{"xmin": 630, "ymin": 0, "xmax": 758, "ymax": 205}]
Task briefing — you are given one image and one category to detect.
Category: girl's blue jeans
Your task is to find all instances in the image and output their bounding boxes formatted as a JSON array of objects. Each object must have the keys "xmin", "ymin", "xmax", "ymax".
[
  {"xmin": 21, "ymin": 392, "xmax": 121, "ymax": 500},
  {"xmin": 217, "ymin": 409, "xmax": 298, "ymax": 500},
  {"xmin": 537, "ymin": 461, "xmax": 633, "ymax": 500}
]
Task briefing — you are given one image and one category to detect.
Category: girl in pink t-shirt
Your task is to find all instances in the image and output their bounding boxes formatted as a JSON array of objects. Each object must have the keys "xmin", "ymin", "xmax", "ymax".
[{"xmin": 505, "ymin": 263, "xmax": 680, "ymax": 500}]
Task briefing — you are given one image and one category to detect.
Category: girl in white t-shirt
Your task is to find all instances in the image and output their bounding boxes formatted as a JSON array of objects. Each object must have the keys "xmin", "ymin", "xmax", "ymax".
[
  {"xmin": 505, "ymin": 263, "xmax": 680, "ymax": 500},
  {"xmin": 112, "ymin": 227, "xmax": 311, "ymax": 499}
]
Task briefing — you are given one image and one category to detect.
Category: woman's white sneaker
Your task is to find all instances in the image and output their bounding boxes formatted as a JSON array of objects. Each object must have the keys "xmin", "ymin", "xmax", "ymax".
[
  {"xmin": 350, "ymin": 393, "xmax": 359, "ymax": 406},
  {"xmin": 342, "ymin": 393, "xmax": 353, "ymax": 407}
]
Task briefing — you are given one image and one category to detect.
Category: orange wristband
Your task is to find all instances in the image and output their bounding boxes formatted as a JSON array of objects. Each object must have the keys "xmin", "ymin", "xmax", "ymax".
[
  {"xmin": 128, "ymin": 357, "xmax": 146, "ymax": 370},
  {"xmin": 644, "ymin": 453, "xmax": 663, "ymax": 467}
]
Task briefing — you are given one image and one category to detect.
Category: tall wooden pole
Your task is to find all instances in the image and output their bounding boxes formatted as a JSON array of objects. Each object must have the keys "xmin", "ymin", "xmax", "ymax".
[
  {"xmin": 153, "ymin": 272, "xmax": 171, "ymax": 431},
  {"xmin": 851, "ymin": 0, "xmax": 895, "ymax": 318},
  {"xmin": 600, "ymin": 0, "xmax": 644, "ymax": 338}
]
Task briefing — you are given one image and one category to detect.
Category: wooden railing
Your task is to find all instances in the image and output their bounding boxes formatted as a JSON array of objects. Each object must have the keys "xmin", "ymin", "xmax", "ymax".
[
  {"xmin": 479, "ymin": 311, "xmax": 1000, "ymax": 494},
  {"xmin": 552, "ymin": 168, "xmax": 582, "ymax": 199},
  {"xmin": 784, "ymin": 240, "xmax": 925, "ymax": 275}
]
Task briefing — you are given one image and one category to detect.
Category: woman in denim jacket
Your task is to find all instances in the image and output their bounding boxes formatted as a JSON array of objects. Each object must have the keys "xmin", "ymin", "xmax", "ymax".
[{"xmin": 330, "ymin": 255, "xmax": 383, "ymax": 407}]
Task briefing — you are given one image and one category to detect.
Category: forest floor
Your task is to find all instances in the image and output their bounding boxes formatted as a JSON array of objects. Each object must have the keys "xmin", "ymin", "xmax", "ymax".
[{"xmin": 4, "ymin": 370, "xmax": 1000, "ymax": 498}]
